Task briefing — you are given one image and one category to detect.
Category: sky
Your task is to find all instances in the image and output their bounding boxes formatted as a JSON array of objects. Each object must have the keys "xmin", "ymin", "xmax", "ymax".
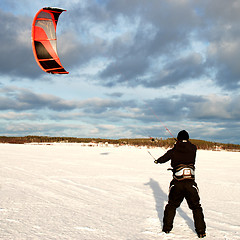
[{"xmin": 0, "ymin": 0, "xmax": 240, "ymax": 144}]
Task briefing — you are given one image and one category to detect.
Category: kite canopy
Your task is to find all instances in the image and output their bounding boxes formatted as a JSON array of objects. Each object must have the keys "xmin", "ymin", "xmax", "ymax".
[{"xmin": 32, "ymin": 7, "xmax": 69, "ymax": 74}]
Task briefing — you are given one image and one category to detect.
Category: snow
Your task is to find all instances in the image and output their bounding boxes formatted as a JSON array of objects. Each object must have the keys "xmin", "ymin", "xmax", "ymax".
[{"xmin": 0, "ymin": 143, "xmax": 239, "ymax": 240}]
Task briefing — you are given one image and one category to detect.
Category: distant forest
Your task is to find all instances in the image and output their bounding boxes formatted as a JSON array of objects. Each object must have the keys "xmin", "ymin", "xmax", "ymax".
[{"xmin": 0, "ymin": 136, "xmax": 239, "ymax": 151}]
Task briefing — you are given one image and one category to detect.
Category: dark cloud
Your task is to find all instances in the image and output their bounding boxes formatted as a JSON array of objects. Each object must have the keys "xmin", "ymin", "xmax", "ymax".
[
  {"xmin": 206, "ymin": 41, "xmax": 240, "ymax": 90},
  {"xmin": 70, "ymin": 0, "xmax": 240, "ymax": 90},
  {"xmin": 0, "ymin": 87, "xmax": 77, "ymax": 111},
  {"xmin": 105, "ymin": 92, "xmax": 124, "ymax": 98},
  {"xmin": 58, "ymin": 0, "xmax": 203, "ymax": 87},
  {"xmin": 195, "ymin": 0, "xmax": 240, "ymax": 90},
  {"xmin": 143, "ymin": 94, "xmax": 239, "ymax": 122},
  {"xmin": 99, "ymin": 53, "xmax": 149, "ymax": 86},
  {"xmin": 0, "ymin": 9, "xmax": 41, "ymax": 78},
  {"xmin": 141, "ymin": 53, "xmax": 206, "ymax": 88},
  {"xmin": 1, "ymin": 0, "xmax": 240, "ymax": 90},
  {"xmin": 94, "ymin": 0, "xmax": 202, "ymax": 87},
  {"xmin": 0, "ymin": 87, "xmax": 135, "ymax": 114}
]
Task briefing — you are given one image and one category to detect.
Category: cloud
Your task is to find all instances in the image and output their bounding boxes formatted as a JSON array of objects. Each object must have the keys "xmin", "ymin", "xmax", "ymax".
[
  {"xmin": 144, "ymin": 94, "xmax": 240, "ymax": 122},
  {"xmin": 63, "ymin": 0, "xmax": 204, "ymax": 87},
  {"xmin": 195, "ymin": 0, "xmax": 240, "ymax": 90},
  {"xmin": 2, "ymin": 86, "xmax": 238, "ymax": 124},
  {"xmin": 0, "ymin": 84, "xmax": 239, "ymax": 143},
  {"xmin": 141, "ymin": 53, "xmax": 206, "ymax": 88},
  {"xmin": 72, "ymin": 0, "xmax": 240, "ymax": 90},
  {"xmin": 0, "ymin": 86, "xmax": 135, "ymax": 115},
  {"xmin": 0, "ymin": 0, "xmax": 240, "ymax": 144},
  {"xmin": 2, "ymin": 0, "xmax": 240, "ymax": 90},
  {"xmin": 0, "ymin": 112, "xmax": 37, "ymax": 120},
  {"xmin": 0, "ymin": 87, "xmax": 77, "ymax": 111},
  {"xmin": 0, "ymin": 9, "xmax": 40, "ymax": 78},
  {"xmin": 105, "ymin": 92, "xmax": 124, "ymax": 98},
  {"xmin": 207, "ymin": 40, "xmax": 240, "ymax": 89},
  {"xmin": 0, "ymin": 122, "xmax": 89, "ymax": 137}
]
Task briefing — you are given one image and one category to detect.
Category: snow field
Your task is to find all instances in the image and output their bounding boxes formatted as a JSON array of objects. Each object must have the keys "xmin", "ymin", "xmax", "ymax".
[{"xmin": 0, "ymin": 143, "xmax": 239, "ymax": 240}]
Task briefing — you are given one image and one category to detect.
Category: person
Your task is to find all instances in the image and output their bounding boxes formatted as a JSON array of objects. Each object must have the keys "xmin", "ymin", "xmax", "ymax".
[{"xmin": 154, "ymin": 130, "xmax": 206, "ymax": 238}]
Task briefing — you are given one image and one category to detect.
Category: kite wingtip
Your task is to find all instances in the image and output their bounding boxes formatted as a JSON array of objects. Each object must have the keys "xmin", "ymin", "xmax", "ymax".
[{"xmin": 43, "ymin": 7, "xmax": 67, "ymax": 12}]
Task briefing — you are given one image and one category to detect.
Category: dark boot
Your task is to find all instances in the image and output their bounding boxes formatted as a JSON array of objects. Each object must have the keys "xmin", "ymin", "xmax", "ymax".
[{"xmin": 197, "ymin": 231, "xmax": 206, "ymax": 238}]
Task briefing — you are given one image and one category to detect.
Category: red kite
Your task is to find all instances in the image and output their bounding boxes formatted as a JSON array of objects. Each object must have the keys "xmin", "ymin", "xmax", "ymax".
[{"xmin": 32, "ymin": 7, "xmax": 69, "ymax": 74}]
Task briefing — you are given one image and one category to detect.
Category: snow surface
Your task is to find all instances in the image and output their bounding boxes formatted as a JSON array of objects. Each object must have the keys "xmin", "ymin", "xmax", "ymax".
[{"xmin": 0, "ymin": 143, "xmax": 239, "ymax": 240}]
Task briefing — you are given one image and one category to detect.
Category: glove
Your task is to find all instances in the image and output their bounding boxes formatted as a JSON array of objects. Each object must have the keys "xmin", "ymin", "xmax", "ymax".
[{"xmin": 154, "ymin": 160, "xmax": 158, "ymax": 164}]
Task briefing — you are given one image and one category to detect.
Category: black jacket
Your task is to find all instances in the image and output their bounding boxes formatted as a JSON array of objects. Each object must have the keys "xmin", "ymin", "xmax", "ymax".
[{"xmin": 156, "ymin": 140, "xmax": 197, "ymax": 170}]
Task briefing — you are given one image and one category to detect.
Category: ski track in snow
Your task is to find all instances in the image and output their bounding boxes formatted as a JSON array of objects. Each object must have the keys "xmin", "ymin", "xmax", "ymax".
[{"xmin": 0, "ymin": 143, "xmax": 239, "ymax": 240}]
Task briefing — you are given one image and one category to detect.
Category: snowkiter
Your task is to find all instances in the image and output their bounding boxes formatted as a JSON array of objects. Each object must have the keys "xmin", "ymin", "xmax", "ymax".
[{"xmin": 154, "ymin": 130, "xmax": 206, "ymax": 238}]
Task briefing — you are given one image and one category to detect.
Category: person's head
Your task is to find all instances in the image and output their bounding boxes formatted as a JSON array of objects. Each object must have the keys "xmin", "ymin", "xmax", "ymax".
[{"xmin": 177, "ymin": 130, "xmax": 189, "ymax": 141}]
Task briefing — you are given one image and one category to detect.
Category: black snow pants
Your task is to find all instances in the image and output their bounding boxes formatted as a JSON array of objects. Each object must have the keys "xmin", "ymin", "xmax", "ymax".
[{"xmin": 163, "ymin": 179, "xmax": 206, "ymax": 234}]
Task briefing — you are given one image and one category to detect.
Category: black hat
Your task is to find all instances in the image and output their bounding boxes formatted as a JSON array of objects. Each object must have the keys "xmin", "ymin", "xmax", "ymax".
[{"xmin": 177, "ymin": 130, "xmax": 189, "ymax": 140}]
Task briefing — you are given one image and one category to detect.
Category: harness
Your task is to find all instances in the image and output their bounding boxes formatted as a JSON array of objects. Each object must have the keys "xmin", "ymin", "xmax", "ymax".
[{"xmin": 168, "ymin": 164, "xmax": 195, "ymax": 181}]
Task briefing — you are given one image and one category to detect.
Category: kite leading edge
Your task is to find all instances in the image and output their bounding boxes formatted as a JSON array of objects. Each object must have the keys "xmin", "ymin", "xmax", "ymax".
[{"xmin": 32, "ymin": 7, "xmax": 69, "ymax": 74}]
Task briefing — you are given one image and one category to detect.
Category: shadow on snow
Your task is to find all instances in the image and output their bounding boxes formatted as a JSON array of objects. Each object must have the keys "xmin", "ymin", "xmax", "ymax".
[{"xmin": 145, "ymin": 178, "xmax": 195, "ymax": 233}]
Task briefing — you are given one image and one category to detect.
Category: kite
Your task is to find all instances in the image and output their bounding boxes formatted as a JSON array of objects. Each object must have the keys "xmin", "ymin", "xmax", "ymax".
[{"xmin": 32, "ymin": 7, "xmax": 69, "ymax": 74}]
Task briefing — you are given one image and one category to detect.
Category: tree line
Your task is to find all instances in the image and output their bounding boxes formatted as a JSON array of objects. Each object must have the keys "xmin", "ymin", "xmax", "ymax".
[{"xmin": 0, "ymin": 136, "xmax": 239, "ymax": 151}]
